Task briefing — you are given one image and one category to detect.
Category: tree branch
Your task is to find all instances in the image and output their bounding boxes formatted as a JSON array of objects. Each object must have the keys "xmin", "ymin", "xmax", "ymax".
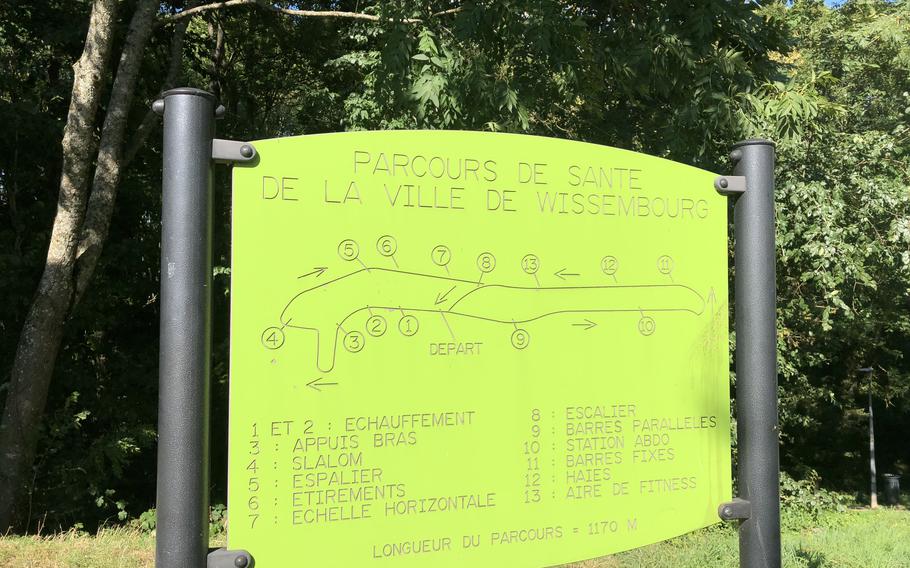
[
  {"xmin": 161, "ymin": 0, "xmax": 461, "ymax": 24},
  {"xmin": 74, "ymin": 0, "xmax": 159, "ymax": 304},
  {"xmin": 124, "ymin": 1, "xmax": 197, "ymax": 166},
  {"xmin": 162, "ymin": 0, "xmax": 255, "ymax": 23},
  {"xmin": 267, "ymin": 5, "xmax": 412, "ymax": 22}
]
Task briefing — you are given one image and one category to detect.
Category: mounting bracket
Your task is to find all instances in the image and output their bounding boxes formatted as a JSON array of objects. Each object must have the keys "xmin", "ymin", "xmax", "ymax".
[
  {"xmin": 718, "ymin": 497, "xmax": 752, "ymax": 521},
  {"xmin": 207, "ymin": 547, "xmax": 254, "ymax": 568},
  {"xmin": 714, "ymin": 175, "xmax": 747, "ymax": 196},
  {"xmin": 212, "ymin": 139, "xmax": 257, "ymax": 164}
]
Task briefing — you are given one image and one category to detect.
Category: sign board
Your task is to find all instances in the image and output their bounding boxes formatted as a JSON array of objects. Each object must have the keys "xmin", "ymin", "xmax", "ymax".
[{"xmin": 228, "ymin": 131, "xmax": 731, "ymax": 567}]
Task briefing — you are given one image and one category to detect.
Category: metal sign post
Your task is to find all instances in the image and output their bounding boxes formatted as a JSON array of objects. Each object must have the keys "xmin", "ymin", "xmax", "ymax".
[
  {"xmin": 154, "ymin": 88, "xmax": 255, "ymax": 568},
  {"xmin": 717, "ymin": 139, "xmax": 781, "ymax": 568},
  {"xmin": 733, "ymin": 140, "xmax": 781, "ymax": 568},
  {"xmin": 154, "ymin": 88, "xmax": 216, "ymax": 568}
]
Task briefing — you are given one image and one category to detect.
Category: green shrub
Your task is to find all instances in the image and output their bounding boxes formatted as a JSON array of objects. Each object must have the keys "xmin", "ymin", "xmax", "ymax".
[
  {"xmin": 779, "ymin": 471, "xmax": 851, "ymax": 530},
  {"xmin": 132, "ymin": 509, "xmax": 156, "ymax": 533},
  {"xmin": 130, "ymin": 504, "xmax": 226, "ymax": 538},
  {"xmin": 209, "ymin": 504, "xmax": 227, "ymax": 538}
]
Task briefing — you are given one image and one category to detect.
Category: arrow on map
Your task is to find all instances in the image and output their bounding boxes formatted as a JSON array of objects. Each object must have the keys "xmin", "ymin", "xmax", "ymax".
[
  {"xmin": 572, "ymin": 319, "xmax": 597, "ymax": 331},
  {"xmin": 554, "ymin": 268, "xmax": 580, "ymax": 280},
  {"xmin": 707, "ymin": 287, "xmax": 717, "ymax": 316},
  {"xmin": 298, "ymin": 267, "xmax": 328, "ymax": 279},
  {"xmin": 435, "ymin": 285, "xmax": 457, "ymax": 306},
  {"xmin": 307, "ymin": 377, "xmax": 338, "ymax": 392}
]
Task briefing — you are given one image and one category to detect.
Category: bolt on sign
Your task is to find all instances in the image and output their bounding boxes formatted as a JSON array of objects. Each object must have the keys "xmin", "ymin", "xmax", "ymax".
[{"xmin": 228, "ymin": 131, "xmax": 731, "ymax": 567}]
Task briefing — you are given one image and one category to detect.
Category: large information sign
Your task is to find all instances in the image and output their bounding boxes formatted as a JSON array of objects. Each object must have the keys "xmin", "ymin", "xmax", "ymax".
[{"xmin": 228, "ymin": 131, "xmax": 731, "ymax": 567}]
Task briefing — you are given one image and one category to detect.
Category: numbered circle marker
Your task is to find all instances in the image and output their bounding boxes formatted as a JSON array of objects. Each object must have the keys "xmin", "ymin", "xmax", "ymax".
[
  {"xmin": 431, "ymin": 245, "xmax": 451, "ymax": 267},
  {"xmin": 338, "ymin": 239, "xmax": 360, "ymax": 261},
  {"xmin": 477, "ymin": 252, "xmax": 496, "ymax": 273},
  {"xmin": 601, "ymin": 256, "xmax": 619, "ymax": 276},
  {"xmin": 343, "ymin": 331, "xmax": 365, "ymax": 353},
  {"xmin": 398, "ymin": 315, "xmax": 419, "ymax": 336},
  {"xmin": 376, "ymin": 235, "xmax": 397, "ymax": 257},
  {"xmin": 260, "ymin": 327, "xmax": 285, "ymax": 350},
  {"xmin": 366, "ymin": 315, "xmax": 387, "ymax": 337},
  {"xmin": 638, "ymin": 316, "xmax": 656, "ymax": 336},
  {"xmin": 511, "ymin": 328, "xmax": 530, "ymax": 349},
  {"xmin": 657, "ymin": 255, "xmax": 674, "ymax": 275},
  {"xmin": 521, "ymin": 254, "xmax": 540, "ymax": 275}
]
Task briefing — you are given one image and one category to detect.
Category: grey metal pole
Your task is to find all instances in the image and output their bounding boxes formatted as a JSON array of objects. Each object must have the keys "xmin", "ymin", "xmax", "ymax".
[
  {"xmin": 869, "ymin": 390, "xmax": 878, "ymax": 508},
  {"xmin": 154, "ymin": 88, "xmax": 216, "ymax": 568},
  {"xmin": 732, "ymin": 139, "xmax": 781, "ymax": 568}
]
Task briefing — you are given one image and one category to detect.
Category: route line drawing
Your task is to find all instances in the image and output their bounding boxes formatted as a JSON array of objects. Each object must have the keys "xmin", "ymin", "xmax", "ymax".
[{"xmin": 267, "ymin": 267, "xmax": 707, "ymax": 373}]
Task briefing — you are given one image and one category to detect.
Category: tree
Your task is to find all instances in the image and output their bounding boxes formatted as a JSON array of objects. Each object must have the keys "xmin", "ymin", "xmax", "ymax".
[
  {"xmin": 0, "ymin": 0, "xmax": 790, "ymax": 530},
  {"xmin": 0, "ymin": 0, "xmax": 121, "ymax": 531},
  {"xmin": 738, "ymin": 0, "xmax": 910, "ymax": 489},
  {"xmin": 0, "ymin": 0, "xmax": 190, "ymax": 530}
]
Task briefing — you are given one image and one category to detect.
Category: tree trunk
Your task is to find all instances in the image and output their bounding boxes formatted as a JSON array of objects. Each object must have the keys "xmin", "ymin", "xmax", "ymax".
[
  {"xmin": 0, "ymin": 0, "xmax": 118, "ymax": 532},
  {"xmin": 74, "ymin": 0, "xmax": 159, "ymax": 303}
]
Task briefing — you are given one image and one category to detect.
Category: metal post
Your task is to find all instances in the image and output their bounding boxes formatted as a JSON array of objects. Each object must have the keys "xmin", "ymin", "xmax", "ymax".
[
  {"xmin": 869, "ymin": 391, "xmax": 878, "ymax": 509},
  {"xmin": 731, "ymin": 139, "xmax": 781, "ymax": 568},
  {"xmin": 154, "ymin": 88, "xmax": 216, "ymax": 568}
]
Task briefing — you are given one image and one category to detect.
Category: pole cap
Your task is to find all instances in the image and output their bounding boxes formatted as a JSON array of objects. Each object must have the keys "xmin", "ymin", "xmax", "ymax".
[
  {"xmin": 161, "ymin": 87, "xmax": 217, "ymax": 101},
  {"xmin": 154, "ymin": 88, "xmax": 219, "ymax": 116},
  {"xmin": 733, "ymin": 138, "xmax": 776, "ymax": 148}
]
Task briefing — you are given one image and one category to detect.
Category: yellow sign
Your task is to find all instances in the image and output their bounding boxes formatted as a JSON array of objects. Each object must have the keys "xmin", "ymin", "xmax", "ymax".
[{"xmin": 228, "ymin": 131, "xmax": 731, "ymax": 567}]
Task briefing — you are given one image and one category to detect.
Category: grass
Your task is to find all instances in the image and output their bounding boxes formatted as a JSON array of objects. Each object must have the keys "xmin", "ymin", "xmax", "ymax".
[
  {"xmin": 0, "ymin": 527, "xmax": 157, "ymax": 568},
  {"xmin": 0, "ymin": 509, "xmax": 907, "ymax": 567},
  {"xmin": 574, "ymin": 508, "xmax": 910, "ymax": 568}
]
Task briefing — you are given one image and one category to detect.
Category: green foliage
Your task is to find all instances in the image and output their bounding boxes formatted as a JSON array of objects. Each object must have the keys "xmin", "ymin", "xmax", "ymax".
[
  {"xmin": 0, "ymin": 0, "xmax": 908, "ymax": 530},
  {"xmin": 780, "ymin": 471, "xmax": 852, "ymax": 530},
  {"xmin": 735, "ymin": 0, "xmax": 910, "ymax": 488},
  {"xmin": 133, "ymin": 509, "xmax": 156, "ymax": 533},
  {"xmin": 208, "ymin": 503, "xmax": 227, "ymax": 538}
]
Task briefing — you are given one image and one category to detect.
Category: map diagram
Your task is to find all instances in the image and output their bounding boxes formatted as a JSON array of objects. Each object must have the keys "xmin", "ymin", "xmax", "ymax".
[{"xmin": 260, "ymin": 237, "xmax": 710, "ymax": 373}]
